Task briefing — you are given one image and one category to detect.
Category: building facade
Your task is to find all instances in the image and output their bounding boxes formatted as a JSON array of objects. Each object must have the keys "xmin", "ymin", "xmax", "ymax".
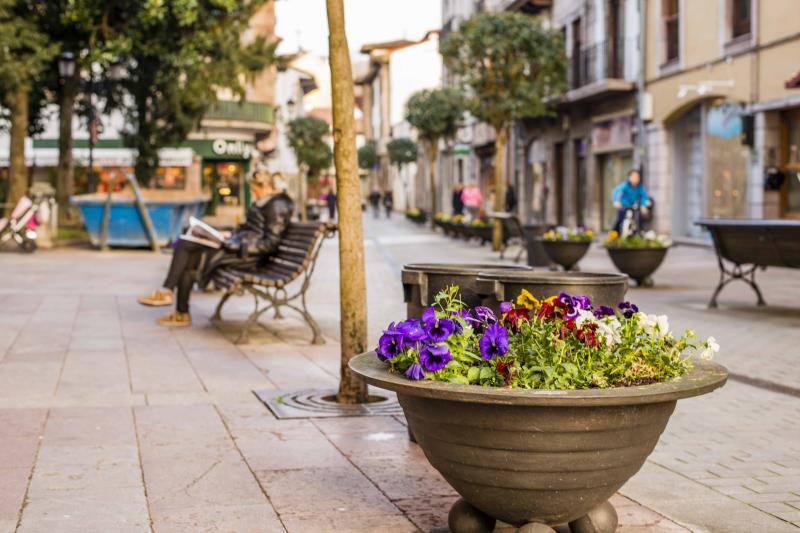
[{"xmin": 643, "ymin": 0, "xmax": 800, "ymax": 239}]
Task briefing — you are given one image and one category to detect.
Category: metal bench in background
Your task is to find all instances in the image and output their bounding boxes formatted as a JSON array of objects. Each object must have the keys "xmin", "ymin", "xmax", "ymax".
[
  {"xmin": 211, "ymin": 221, "xmax": 336, "ymax": 344},
  {"xmin": 696, "ymin": 219, "xmax": 800, "ymax": 308}
]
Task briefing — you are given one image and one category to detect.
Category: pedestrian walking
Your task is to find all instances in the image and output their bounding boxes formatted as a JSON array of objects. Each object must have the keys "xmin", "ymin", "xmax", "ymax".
[
  {"xmin": 612, "ymin": 169, "xmax": 650, "ymax": 234},
  {"xmin": 504, "ymin": 181, "xmax": 518, "ymax": 213},
  {"xmin": 368, "ymin": 186, "xmax": 381, "ymax": 219},
  {"xmin": 461, "ymin": 182, "xmax": 482, "ymax": 220},
  {"xmin": 326, "ymin": 187, "xmax": 337, "ymax": 220},
  {"xmin": 382, "ymin": 189, "xmax": 394, "ymax": 218},
  {"xmin": 452, "ymin": 182, "xmax": 465, "ymax": 216}
]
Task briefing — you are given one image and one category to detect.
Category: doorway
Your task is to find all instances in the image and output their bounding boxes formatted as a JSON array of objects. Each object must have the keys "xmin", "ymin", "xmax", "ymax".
[
  {"xmin": 598, "ymin": 151, "xmax": 632, "ymax": 230},
  {"xmin": 554, "ymin": 142, "xmax": 565, "ymax": 224},
  {"xmin": 672, "ymin": 106, "xmax": 705, "ymax": 238}
]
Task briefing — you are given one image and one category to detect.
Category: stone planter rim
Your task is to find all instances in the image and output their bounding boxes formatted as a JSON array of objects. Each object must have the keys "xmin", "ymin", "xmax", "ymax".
[
  {"xmin": 403, "ymin": 262, "xmax": 531, "ymax": 276},
  {"xmin": 349, "ymin": 352, "xmax": 727, "ymax": 407},
  {"xmin": 476, "ymin": 270, "xmax": 629, "ymax": 286},
  {"xmin": 604, "ymin": 244, "xmax": 672, "ymax": 250}
]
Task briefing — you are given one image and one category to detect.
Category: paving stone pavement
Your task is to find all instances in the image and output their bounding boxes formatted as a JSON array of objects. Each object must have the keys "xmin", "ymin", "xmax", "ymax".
[{"xmin": 0, "ymin": 214, "xmax": 797, "ymax": 532}]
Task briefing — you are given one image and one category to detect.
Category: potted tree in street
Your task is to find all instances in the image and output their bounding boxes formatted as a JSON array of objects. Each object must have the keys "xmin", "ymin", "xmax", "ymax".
[
  {"xmin": 405, "ymin": 88, "xmax": 465, "ymax": 229},
  {"xmin": 287, "ymin": 116, "xmax": 333, "ymax": 222},
  {"xmin": 441, "ymin": 11, "xmax": 566, "ymax": 251}
]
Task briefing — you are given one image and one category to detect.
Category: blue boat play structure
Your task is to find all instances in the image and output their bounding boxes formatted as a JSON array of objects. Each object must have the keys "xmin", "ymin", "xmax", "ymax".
[{"xmin": 71, "ymin": 192, "xmax": 209, "ymax": 248}]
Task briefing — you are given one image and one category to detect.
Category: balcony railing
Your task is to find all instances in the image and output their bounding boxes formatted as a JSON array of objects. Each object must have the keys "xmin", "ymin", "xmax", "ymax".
[
  {"xmin": 567, "ymin": 39, "xmax": 631, "ymax": 90},
  {"xmin": 204, "ymin": 100, "xmax": 275, "ymax": 124}
]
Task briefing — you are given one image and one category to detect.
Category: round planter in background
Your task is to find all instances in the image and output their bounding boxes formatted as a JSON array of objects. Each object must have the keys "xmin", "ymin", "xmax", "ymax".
[
  {"xmin": 606, "ymin": 247, "xmax": 669, "ymax": 287},
  {"xmin": 402, "ymin": 263, "xmax": 532, "ymax": 320},
  {"xmin": 540, "ymin": 239, "xmax": 591, "ymax": 271},
  {"xmin": 523, "ymin": 223, "xmax": 551, "ymax": 267},
  {"xmin": 476, "ymin": 271, "xmax": 629, "ymax": 312},
  {"xmin": 350, "ymin": 352, "xmax": 727, "ymax": 533}
]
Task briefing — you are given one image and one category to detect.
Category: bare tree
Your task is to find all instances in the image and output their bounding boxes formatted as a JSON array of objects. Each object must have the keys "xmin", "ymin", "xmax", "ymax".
[{"xmin": 326, "ymin": 0, "xmax": 368, "ymax": 404}]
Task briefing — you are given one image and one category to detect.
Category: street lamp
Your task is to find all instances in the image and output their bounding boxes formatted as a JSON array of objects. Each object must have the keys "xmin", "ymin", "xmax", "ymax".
[{"xmin": 57, "ymin": 51, "xmax": 76, "ymax": 79}]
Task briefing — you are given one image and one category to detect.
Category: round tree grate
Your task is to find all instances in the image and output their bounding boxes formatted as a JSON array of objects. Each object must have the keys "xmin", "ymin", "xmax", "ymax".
[{"xmin": 254, "ymin": 388, "xmax": 404, "ymax": 419}]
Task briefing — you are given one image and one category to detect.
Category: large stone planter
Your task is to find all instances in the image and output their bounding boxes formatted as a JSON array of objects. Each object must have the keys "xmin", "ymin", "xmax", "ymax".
[
  {"xmin": 476, "ymin": 271, "xmax": 629, "ymax": 312},
  {"xmin": 402, "ymin": 263, "xmax": 531, "ymax": 319},
  {"xmin": 540, "ymin": 240, "xmax": 591, "ymax": 271},
  {"xmin": 350, "ymin": 352, "xmax": 727, "ymax": 532},
  {"xmin": 606, "ymin": 247, "xmax": 669, "ymax": 287}
]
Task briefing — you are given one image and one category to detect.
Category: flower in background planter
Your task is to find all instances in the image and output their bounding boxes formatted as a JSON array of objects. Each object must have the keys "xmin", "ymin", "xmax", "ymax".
[
  {"xmin": 419, "ymin": 343, "xmax": 452, "ymax": 371},
  {"xmin": 404, "ymin": 363, "xmax": 427, "ymax": 380},
  {"xmin": 377, "ymin": 325, "xmax": 405, "ymax": 361},
  {"xmin": 421, "ymin": 307, "xmax": 455, "ymax": 342},
  {"xmin": 479, "ymin": 323, "xmax": 509, "ymax": 360}
]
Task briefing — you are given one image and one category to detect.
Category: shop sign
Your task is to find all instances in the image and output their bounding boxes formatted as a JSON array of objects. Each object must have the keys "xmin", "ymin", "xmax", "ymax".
[
  {"xmin": 707, "ymin": 103, "xmax": 743, "ymax": 139},
  {"xmin": 211, "ymin": 139, "xmax": 253, "ymax": 158},
  {"xmin": 592, "ymin": 116, "xmax": 633, "ymax": 153}
]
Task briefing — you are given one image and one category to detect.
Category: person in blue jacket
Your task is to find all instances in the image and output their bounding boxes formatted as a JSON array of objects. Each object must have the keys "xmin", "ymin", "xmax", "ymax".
[{"xmin": 612, "ymin": 169, "xmax": 650, "ymax": 233}]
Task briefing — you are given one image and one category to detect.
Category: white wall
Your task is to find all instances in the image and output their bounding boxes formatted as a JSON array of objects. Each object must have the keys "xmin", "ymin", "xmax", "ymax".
[{"xmin": 390, "ymin": 36, "xmax": 443, "ymax": 126}]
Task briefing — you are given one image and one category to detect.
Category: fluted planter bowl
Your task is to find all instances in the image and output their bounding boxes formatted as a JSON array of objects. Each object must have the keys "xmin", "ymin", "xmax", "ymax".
[
  {"xmin": 476, "ymin": 271, "xmax": 629, "ymax": 314},
  {"xmin": 350, "ymin": 352, "xmax": 727, "ymax": 532},
  {"xmin": 606, "ymin": 247, "xmax": 670, "ymax": 286},
  {"xmin": 540, "ymin": 240, "xmax": 591, "ymax": 271}
]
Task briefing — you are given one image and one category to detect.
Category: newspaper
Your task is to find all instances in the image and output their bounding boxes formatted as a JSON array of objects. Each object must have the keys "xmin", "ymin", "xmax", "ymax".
[{"xmin": 179, "ymin": 217, "xmax": 226, "ymax": 249}]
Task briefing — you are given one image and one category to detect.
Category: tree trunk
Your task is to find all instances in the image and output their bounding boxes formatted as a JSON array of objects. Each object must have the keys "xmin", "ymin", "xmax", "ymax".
[
  {"xmin": 299, "ymin": 164, "xmax": 308, "ymax": 222},
  {"xmin": 427, "ymin": 142, "xmax": 438, "ymax": 228},
  {"xmin": 57, "ymin": 81, "xmax": 77, "ymax": 223},
  {"xmin": 6, "ymin": 87, "xmax": 30, "ymax": 215},
  {"xmin": 492, "ymin": 126, "xmax": 507, "ymax": 251},
  {"xmin": 326, "ymin": 0, "xmax": 369, "ymax": 404}
]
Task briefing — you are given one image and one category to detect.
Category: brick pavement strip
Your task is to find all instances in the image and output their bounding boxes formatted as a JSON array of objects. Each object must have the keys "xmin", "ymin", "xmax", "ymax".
[{"xmin": 0, "ymin": 219, "xmax": 798, "ymax": 531}]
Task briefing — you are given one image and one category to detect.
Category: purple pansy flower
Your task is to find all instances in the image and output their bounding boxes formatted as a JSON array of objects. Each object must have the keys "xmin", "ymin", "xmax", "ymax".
[
  {"xmin": 376, "ymin": 326, "xmax": 405, "ymax": 361},
  {"xmin": 499, "ymin": 301, "xmax": 512, "ymax": 315},
  {"xmin": 404, "ymin": 363, "xmax": 426, "ymax": 380},
  {"xmin": 557, "ymin": 292, "xmax": 580, "ymax": 319},
  {"xmin": 396, "ymin": 318, "xmax": 427, "ymax": 344},
  {"xmin": 478, "ymin": 323, "xmax": 509, "ymax": 360},
  {"xmin": 574, "ymin": 295, "xmax": 593, "ymax": 310},
  {"xmin": 421, "ymin": 307, "xmax": 456, "ymax": 342},
  {"xmin": 473, "ymin": 306, "xmax": 497, "ymax": 324},
  {"xmin": 617, "ymin": 301, "xmax": 639, "ymax": 319},
  {"xmin": 593, "ymin": 305, "xmax": 615, "ymax": 318},
  {"xmin": 419, "ymin": 343, "xmax": 452, "ymax": 371}
]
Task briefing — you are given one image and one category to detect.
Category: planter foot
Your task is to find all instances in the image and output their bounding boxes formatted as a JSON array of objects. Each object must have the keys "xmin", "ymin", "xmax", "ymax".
[
  {"xmin": 448, "ymin": 498, "xmax": 496, "ymax": 533},
  {"xmin": 568, "ymin": 500, "xmax": 618, "ymax": 533},
  {"xmin": 517, "ymin": 523, "xmax": 556, "ymax": 533}
]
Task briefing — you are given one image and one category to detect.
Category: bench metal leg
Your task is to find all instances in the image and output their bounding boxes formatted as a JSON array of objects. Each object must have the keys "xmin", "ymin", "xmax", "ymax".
[
  {"xmin": 211, "ymin": 291, "xmax": 232, "ymax": 321},
  {"xmin": 708, "ymin": 262, "xmax": 766, "ymax": 308},
  {"xmin": 284, "ymin": 302, "xmax": 324, "ymax": 345}
]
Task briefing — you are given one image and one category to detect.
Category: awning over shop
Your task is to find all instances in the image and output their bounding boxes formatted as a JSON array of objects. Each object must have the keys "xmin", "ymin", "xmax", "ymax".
[{"xmin": 0, "ymin": 147, "xmax": 195, "ymax": 168}]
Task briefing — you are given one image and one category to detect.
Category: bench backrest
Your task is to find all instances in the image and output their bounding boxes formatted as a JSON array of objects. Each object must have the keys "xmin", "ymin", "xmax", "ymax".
[
  {"xmin": 266, "ymin": 222, "xmax": 331, "ymax": 282},
  {"xmin": 703, "ymin": 222, "xmax": 800, "ymax": 268}
]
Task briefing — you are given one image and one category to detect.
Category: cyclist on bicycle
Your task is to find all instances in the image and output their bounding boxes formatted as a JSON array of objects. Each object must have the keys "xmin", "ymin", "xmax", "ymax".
[{"xmin": 612, "ymin": 169, "xmax": 650, "ymax": 233}]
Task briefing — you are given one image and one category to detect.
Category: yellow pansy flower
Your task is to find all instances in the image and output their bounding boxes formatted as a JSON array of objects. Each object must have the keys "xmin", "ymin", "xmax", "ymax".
[{"xmin": 516, "ymin": 289, "xmax": 539, "ymax": 310}]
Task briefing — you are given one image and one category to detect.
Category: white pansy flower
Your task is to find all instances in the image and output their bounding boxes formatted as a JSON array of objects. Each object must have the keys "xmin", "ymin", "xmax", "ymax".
[
  {"xmin": 574, "ymin": 309, "xmax": 596, "ymax": 329},
  {"xmin": 596, "ymin": 316, "xmax": 622, "ymax": 347},
  {"xmin": 700, "ymin": 336, "xmax": 720, "ymax": 361},
  {"xmin": 638, "ymin": 313, "xmax": 670, "ymax": 339}
]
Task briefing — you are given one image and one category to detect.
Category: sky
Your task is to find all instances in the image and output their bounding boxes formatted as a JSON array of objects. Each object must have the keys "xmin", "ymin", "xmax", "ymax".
[{"xmin": 274, "ymin": 0, "xmax": 442, "ymax": 59}]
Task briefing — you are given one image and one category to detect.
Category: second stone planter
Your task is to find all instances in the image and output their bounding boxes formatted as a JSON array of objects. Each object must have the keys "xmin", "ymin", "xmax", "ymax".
[{"xmin": 476, "ymin": 271, "xmax": 630, "ymax": 313}]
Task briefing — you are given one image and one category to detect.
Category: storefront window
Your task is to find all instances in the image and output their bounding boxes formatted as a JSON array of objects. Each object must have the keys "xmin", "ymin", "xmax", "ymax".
[
  {"xmin": 706, "ymin": 102, "xmax": 748, "ymax": 219},
  {"xmin": 784, "ymin": 109, "xmax": 800, "ymax": 217},
  {"xmin": 155, "ymin": 167, "xmax": 186, "ymax": 189}
]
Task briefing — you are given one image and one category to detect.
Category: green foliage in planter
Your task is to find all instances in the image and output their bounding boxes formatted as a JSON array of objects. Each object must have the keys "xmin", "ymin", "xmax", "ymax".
[{"xmin": 377, "ymin": 287, "xmax": 718, "ymax": 390}]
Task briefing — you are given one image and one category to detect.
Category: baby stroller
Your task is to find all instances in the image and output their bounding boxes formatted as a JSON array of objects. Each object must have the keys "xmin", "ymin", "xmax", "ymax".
[{"xmin": 0, "ymin": 196, "xmax": 39, "ymax": 253}]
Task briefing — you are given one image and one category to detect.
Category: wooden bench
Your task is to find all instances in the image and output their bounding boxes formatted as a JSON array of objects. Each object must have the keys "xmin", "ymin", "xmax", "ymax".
[
  {"xmin": 210, "ymin": 221, "xmax": 336, "ymax": 344},
  {"xmin": 696, "ymin": 219, "xmax": 800, "ymax": 307}
]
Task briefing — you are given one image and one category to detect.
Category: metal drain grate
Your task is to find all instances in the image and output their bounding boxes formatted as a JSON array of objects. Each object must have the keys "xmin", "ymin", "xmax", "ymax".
[{"xmin": 254, "ymin": 388, "xmax": 404, "ymax": 419}]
